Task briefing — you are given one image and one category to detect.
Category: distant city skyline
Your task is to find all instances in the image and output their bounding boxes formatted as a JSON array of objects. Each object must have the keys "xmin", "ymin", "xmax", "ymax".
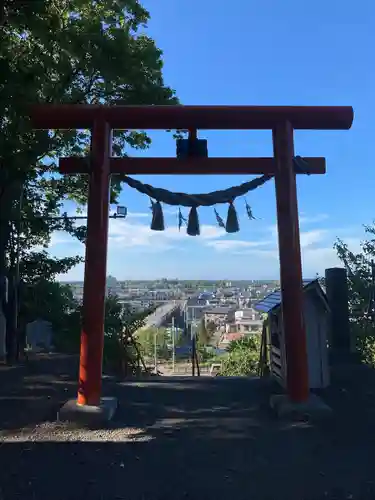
[{"xmin": 60, "ymin": 278, "xmax": 282, "ymax": 283}]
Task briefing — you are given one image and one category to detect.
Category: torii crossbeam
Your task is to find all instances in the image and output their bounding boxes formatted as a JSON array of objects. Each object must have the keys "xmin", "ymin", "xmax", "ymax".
[{"xmin": 30, "ymin": 104, "xmax": 353, "ymax": 409}]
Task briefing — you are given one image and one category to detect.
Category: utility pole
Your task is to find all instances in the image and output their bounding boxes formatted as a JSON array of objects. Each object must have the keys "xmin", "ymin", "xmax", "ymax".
[
  {"xmin": 172, "ymin": 315, "xmax": 175, "ymax": 373},
  {"xmin": 154, "ymin": 327, "xmax": 158, "ymax": 373},
  {"xmin": 191, "ymin": 320, "xmax": 196, "ymax": 377}
]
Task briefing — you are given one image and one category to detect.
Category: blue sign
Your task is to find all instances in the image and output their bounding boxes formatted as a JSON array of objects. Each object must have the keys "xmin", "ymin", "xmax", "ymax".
[{"xmin": 175, "ymin": 346, "xmax": 192, "ymax": 355}]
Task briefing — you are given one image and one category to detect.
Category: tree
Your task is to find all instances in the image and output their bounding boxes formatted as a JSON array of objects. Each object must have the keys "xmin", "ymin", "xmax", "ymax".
[
  {"xmin": 104, "ymin": 294, "xmax": 125, "ymax": 337},
  {"xmin": 20, "ymin": 251, "xmax": 82, "ymax": 285},
  {"xmin": 0, "ymin": 0, "xmax": 178, "ymax": 221},
  {"xmin": 219, "ymin": 336, "xmax": 261, "ymax": 376},
  {"xmin": 197, "ymin": 319, "xmax": 210, "ymax": 346},
  {"xmin": 206, "ymin": 320, "xmax": 217, "ymax": 337},
  {"xmin": 106, "ymin": 275, "xmax": 118, "ymax": 290},
  {"xmin": 0, "ymin": 0, "xmax": 179, "ymax": 360},
  {"xmin": 103, "ymin": 296, "xmax": 151, "ymax": 376},
  {"xmin": 27, "ymin": 286, "xmax": 152, "ymax": 375},
  {"xmin": 137, "ymin": 327, "xmax": 170, "ymax": 360},
  {"xmin": 334, "ymin": 225, "xmax": 375, "ymax": 363},
  {"xmin": 197, "ymin": 319, "xmax": 217, "ymax": 346},
  {"xmin": 20, "ymin": 280, "xmax": 77, "ymax": 326}
]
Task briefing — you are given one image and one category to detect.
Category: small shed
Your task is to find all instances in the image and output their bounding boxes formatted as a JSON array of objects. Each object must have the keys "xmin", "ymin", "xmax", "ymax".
[{"xmin": 254, "ymin": 279, "xmax": 330, "ymax": 389}]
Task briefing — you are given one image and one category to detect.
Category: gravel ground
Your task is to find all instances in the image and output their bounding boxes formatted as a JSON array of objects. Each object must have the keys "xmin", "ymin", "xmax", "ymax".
[{"xmin": 1, "ymin": 354, "xmax": 375, "ymax": 500}]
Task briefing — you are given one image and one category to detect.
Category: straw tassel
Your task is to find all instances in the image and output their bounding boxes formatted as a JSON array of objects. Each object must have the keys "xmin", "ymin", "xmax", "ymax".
[
  {"xmin": 214, "ymin": 208, "xmax": 225, "ymax": 229},
  {"xmin": 225, "ymin": 201, "xmax": 239, "ymax": 233},
  {"xmin": 150, "ymin": 200, "xmax": 165, "ymax": 231},
  {"xmin": 245, "ymin": 199, "xmax": 256, "ymax": 220},
  {"xmin": 178, "ymin": 207, "xmax": 187, "ymax": 231},
  {"xmin": 187, "ymin": 206, "xmax": 200, "ymax": 236}
]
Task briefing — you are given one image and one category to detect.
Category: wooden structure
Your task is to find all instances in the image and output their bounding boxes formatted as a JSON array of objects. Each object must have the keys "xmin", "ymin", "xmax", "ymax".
[
  {"xmin": 30, "ymin": 104, "xmax": 353, "ymax": 405},
  {"xmin": 255, "ymin": 279, "xmax": 331, "ymax": 389},
  {"xmin": 325, "ymin": 267, "xmax": 351, "ymax": 354}
]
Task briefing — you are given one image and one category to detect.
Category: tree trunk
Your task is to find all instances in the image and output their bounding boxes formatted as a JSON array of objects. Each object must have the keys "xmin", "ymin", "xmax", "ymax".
[
  {"xmin": 5, "ymin": 273, "xmax": 17, "ymax": 363},
  {"xmin": 0, "ymin": 180, "xmax": 22, "ymax": 364}
]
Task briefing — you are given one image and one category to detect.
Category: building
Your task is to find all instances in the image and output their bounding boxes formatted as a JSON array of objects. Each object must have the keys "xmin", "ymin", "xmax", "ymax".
[
  {"xmin": 184, "ymin": 295, "xmax": 210, "ymax": 327},
  {"xmin": 204, "ymin": 306, "xmax": 233, "ymax": 326},
  {"xmin": 254, "ymin": 278, "xmax": 330, "ymax": 390},
  {"xmin": 225, "ymin": 308, "xmax": 263, "ymax": 334}
]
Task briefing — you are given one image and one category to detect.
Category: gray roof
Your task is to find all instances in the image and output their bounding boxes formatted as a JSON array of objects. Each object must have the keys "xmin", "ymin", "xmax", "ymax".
[
  {"xmin": 204, "ymin": 307, "xmax": 232, "ymax": 315},
  {"xmin": 186, "ymin": 296, "xmax": 209, "ymax": 307},
  {"xmin": 254, "ymin": 279, "xmax": 321, "ymax": 313}
]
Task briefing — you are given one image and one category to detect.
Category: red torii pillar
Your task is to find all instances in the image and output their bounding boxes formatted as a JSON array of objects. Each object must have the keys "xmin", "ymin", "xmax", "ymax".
[{"xmin": 30, "ymin": 105, "xmax": 353, "ymax": 410}]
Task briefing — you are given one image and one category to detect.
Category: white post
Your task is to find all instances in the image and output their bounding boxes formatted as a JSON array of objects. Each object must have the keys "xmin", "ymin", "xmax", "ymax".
[
  {"xmin": 172, "ymin": 315, "xmax": 175, "ymax": 373},
  {"xmin": 154, "ymin": 328, "xmax": 158, "ymax": 373}
]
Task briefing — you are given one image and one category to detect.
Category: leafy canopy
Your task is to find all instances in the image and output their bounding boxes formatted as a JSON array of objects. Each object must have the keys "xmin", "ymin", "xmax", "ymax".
[
  {"xmin": 334, "ymin": 224, "xmax": 375, "ymax": 363},
  {"xmin": 1, "ymin": 0, "xmax": 178, "ymax": 282}
]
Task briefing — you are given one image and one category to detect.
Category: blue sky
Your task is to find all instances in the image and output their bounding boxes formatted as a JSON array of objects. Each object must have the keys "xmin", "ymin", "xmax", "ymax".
[{"xmin": 54, "ymin": 0, "xmax": 375, "ymax": 281}]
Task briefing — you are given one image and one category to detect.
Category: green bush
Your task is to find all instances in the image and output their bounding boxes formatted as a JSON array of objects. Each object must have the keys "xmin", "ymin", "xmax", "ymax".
[{"xmin": 219, "ymin": 335, "xmax": 261, "ymax": 376}]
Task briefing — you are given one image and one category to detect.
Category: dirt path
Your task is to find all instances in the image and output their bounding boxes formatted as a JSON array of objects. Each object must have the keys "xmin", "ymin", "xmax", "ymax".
[{"xmin": 1, "ymin": 354, "xmax": 375, "ymax": 499}]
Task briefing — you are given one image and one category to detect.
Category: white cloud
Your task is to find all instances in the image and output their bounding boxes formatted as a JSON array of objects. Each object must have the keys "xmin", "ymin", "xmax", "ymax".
[
  {"xmin": 31, "ymin": 205, "xmax": 227, "ymax": 259},
  {"xmin": 107, "ymin": 219, "xmax": 225, "ymax": 250},
  {"xmin": 299, "ymin": 213, "xmax": 329, "ymax": 225},
  {"xmin": 32, "ymin": 231, "xmax": 76, "ymax": 252},
  {"xmin": 162, "ymin": 207, "xmax": 180, "ymax": 216},
  {"xmin": 205, "ymin": 239, "xmax": 274, "ymax": 252},
  {"xmin": 261, "ymin": 224, "xmax": 329, "ymax": 249},
  {"xmin": 160, "ymin": 224, "xmax": 225, "ymax": 241},
  {"xmin": 302, "ymin": 237, "xmax": 363, "ymax": 274},
  {"xmin": 300, "ymin": 229, "xmax": 328, "ymax": 248},
  {"xmin": 50, "ymin": 232, "xmax": 75, "ymax": 246},
  {"xmin": 125, "ymin": 211, "xmax": 149, "ymax": 219},
  {"xmin": 204, "ymin": 220, "xmax": 363, "ymax": 278}
]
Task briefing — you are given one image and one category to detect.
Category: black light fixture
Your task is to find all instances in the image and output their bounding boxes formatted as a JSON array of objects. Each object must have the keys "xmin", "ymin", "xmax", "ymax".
[
  {"xmin": 176, "ymin": 129, "xmax": 208, "ymax": 159},
  {"xmin": 114, "ymin": 205, "xmax": 127, "ymax": 219}
]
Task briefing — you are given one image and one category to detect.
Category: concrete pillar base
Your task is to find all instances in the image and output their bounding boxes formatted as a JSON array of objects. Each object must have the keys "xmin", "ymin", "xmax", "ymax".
[
  {"xmin": 58, "ymin": 396, "xmax": 118, "ymax": 429},
  {"xmin": 270, "ymin": 393, "xmax": 332, "ymax": 420}
]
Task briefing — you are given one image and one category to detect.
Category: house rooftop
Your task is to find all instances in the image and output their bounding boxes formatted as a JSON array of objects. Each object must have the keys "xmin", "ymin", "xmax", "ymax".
[
  {"xmin": 254, "ymin": 279, "xmax": 321, "ymax": 313},
  {"xmin": 236, "ymin": 308, "xmax": 258, "ymax": 318},
  {"xmin": 205, "ymin": 306, "xmax": 232, "ymax": 315},
  {"xmin": 186, "ymin": 296, "xmax": 209, "ymax": 307}
]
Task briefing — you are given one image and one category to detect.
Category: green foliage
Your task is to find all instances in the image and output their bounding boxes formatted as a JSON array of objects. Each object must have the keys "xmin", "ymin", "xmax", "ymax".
[
  {"xmin": 20, "ymin": 279, "xmax": 152, "ymax": 376},
  {"xmin": 197, "ymin": 345, "xmax": 218, "ymax": 362},
  {"xmin": 227, "ymin": 335, "xmax": 259, "ymax": 353},
  {"xmin": 0, "ymin": 1, "xmax": 180, "ymax": 366},
  {"xmin": 137, "ymin": 327, "xmax": 168, "ymax": 360},
  {"xmin": 102, "ymin": 297, "xmax": 152, "ymax": 374},
  {"xmin": 206, "ymin": 321, "xmax": 217, "ymax": 335},
  {"xmin": 334, "ymin": 225, "xmax": 375, "ymax": 364},
  {"xmin": 136, "ymin": 325, "xmax": 185, "ymax": 361},
  {"xmin": 1, "ymin": 0, "xmax": 178, "ymax": 288},
  {"xmin": 20, "ymin": 279, "xmax": 78, "ymax": 333},
  {"xmin": 59, "ymin": 293, "xmax": 152, "ymax": 376},
  {"xmin": 197, "ymin": 319, "xmax": 217, "ymax": 347},
  {"xmin": 219, "ymin": 336, "xmax": 261, "ymax": 376},
  {"xmin": 334, "ymin": 237, "xmax": 372, "ymax": 321},
  {"xmin": 197, "ymin": 319, "xmax": 209, "ymax": 346},
  {"xmin": 20, "ymin": 251, "xmax": 83, "ymax": 284},
  {"xmin": 104, "ymin": 294, "xmax": 125, "ymax": 337}
]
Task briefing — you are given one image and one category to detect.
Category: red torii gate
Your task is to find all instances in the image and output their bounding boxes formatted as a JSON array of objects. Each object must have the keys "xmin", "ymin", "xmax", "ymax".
[{"xmin": 30, "ymin": 105, "xmax": 353, "ymax": 410}]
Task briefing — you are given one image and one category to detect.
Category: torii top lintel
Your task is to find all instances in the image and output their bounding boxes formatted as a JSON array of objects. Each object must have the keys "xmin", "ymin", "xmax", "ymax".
[{"xmin": 31, "ymin": 104, "xmax": 354, "ymax": 131}]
